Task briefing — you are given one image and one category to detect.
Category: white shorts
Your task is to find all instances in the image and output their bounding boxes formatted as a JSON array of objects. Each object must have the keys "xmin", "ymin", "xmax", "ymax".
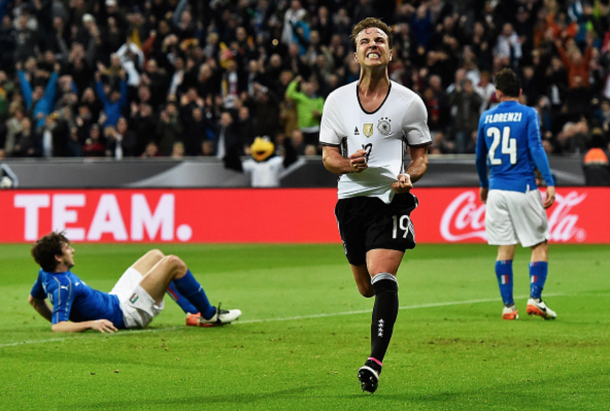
[
  {"xmin": 109, "ymin": 267, "xmax": 164, "ymax": 329},
  {"xmin": 485, "ymin": 189, "xmax": 550, "ymax": 247}
]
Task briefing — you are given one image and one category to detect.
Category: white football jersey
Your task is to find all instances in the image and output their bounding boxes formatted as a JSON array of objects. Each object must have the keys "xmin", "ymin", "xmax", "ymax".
[{"xmin": 320, "ymin": 80, "xmax": 431, "ymax": 203}]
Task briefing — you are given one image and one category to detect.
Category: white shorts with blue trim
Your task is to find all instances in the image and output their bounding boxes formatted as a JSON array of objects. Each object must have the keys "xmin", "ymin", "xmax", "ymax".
[
  {"xmin": 109, "ymin": 267, "xmax": 164, "ymax": 329},
  {"xmin": 485, "ymin": 189, "xmax": 550, "ymax": 247}
]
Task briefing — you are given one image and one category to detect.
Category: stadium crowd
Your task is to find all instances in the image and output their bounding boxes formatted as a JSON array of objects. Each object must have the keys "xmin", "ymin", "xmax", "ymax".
[{"xmin": 1, "ymin": 0, "xmax": 610, "ymax": 160}]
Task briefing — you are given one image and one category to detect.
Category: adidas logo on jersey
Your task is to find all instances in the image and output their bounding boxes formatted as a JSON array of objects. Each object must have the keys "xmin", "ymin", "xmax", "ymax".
[{"xmin": 354, "ymin": 127, "xmax": 360, "ymax": 135}]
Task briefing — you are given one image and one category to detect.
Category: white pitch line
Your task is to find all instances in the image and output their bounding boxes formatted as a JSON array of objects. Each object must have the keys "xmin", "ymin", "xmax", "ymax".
[
  {"xmin": 239, "ymin": 293, "xmax": 563, "ymax": 324},
  {"xmin": 0, "ymin": 293, "xmax": 563, "ymax": 349}
]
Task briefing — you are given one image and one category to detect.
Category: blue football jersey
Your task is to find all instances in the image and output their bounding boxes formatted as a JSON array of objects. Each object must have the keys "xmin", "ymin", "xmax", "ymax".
[
  {"xmin": 30, "ymin": 269, "xmax": 126, "ymax": 329},
  {"xmin": 475, "ymin": 100, "xmax": 554, "ymax": 192}
]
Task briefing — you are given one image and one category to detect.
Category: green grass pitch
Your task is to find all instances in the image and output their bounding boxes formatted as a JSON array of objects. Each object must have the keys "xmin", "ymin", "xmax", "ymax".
[{"xmin": 1, "ymin": 243, "xmax": 609, "ymax": 410}]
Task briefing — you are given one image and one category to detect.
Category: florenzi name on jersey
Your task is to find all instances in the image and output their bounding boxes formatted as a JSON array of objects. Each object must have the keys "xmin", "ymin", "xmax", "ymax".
[{"xmin": 484, "ymin": 112, "xmax": 523, "ymax": 124}]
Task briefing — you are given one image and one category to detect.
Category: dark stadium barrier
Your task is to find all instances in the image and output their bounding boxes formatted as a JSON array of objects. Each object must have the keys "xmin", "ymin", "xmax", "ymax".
[{"xmin": 0, "ymin": 155, "xmax": 586, "ymax": 188}]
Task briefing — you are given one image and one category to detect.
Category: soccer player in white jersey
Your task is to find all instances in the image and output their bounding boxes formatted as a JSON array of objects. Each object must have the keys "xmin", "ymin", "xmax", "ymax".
[
  {"xmin": 319, "ymin": 17, "xmax": 431, "ymax": 393},
  {"xmin": 475, "ymin": 68, "xmax": 557, "ymax": 322},
  {"xmin": 28, "ymin": 231, "xmax": 241, "ymax": 332}
]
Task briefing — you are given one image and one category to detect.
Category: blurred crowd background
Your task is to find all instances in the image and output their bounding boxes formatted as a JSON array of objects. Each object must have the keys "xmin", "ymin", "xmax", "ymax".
[{"xmin": 1, "ymin": 0, "xmax": 610, "ymax": 161}]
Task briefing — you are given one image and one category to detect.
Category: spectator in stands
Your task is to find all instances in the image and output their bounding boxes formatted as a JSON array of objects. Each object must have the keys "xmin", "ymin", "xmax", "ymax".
[
  {"xmin": 105, "ymin": 117, "xmax": 136, "ymax": 158},
  {"xmin": 449, "ymin": 78, "xmax": 482, "ymax": 153},
  {"xmin": 554, "ymin": 34, "xmax": 595, "ymax": 89},
  {"xmin": 141, "ymin": 59, "xmax": 169, "ymax": 107},
  {"xmin": 94, "ymin": 69, "xmax": 128, "ymax": 127},
  {"xmin": 220, "ymin": 59, "xmax": 244, "ymax": 109},
  {"xmin": 141, "ymin": 141, "xmax": 161, "ymax": 158},
  {"xmin": 249, "ymin": 83, "xmax": 281, "ymax": 140},
  {"xmin": 40, "ymin": 111, "xmax": 71, "ymax": 158},
  {"xmin": 130, "ymin": 102, "xmax": 157, "ymax": 157},
  {"xmin": 215, "ymin": 110, "xmax": 242, "ymax": 160},
  {"xmin": 0, "ymin": 12, "xmax": 16, "ymax": 74},
  {"xmin": 430, "ymin": 130, "xmax": 456, "ymax": 155},
  {"xmin": 475, "ymin": 71, "xmax": 496, "ymax": 113},
  {"xmin": 3, "ymin": 102, "xmax": 25, "ymax": 157},
  {"xmin": 281, "ymin": 0, "xmax": 307, "ymax": 48},
  {"xmin": 196, "ymin": 62, "xmax": 221, "ymax": 101},
  {"xmin": 582, "ymin": 128, "xmax": 610, "ymax": 185},
  {"xmin": 0, "ymin": 71, "xmax": 13, "ymax": 118},
  {"xmin": 17, "ymin": 61, "xmax": 60, "ymax": 129},
  {"xmin": 14, "ymin": 14, "xmax": 38, "ymax": 64},
  {"xmin": 236, "ymin": 105, "xmax": 256, "ymax": 147},
  {"xmin": 285, "ymin": 75, "xmax": 324, "ymax": 147},
  {"xmin": 200, "ymin": 140, "xmax": 215, "ymax": 157},
  {"xmin": 82, "ymin": 124, "xmax": 105, "ymax": 157},
  {"xmin": 156, "ymin": 101, "xmax": 183, "ymax": 157},
  {"xmin": 0, "ymin": 0, "xmax": 609, "ymax": 169},
  {"xmin": 13, "ymin": 117, "xmax": 41, "ymax": 157},
  {"xmin": 171, "ymin": 141, "xmax": 185, "ymax": 159},
  {"xmin": 183, "ymin": 106, "xmax": 215, "ymax": 156}
]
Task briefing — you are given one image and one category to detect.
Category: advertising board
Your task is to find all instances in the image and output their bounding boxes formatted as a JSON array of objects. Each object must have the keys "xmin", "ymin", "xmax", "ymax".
[{"xmin": 0, "ymin": 188, "xmax": 607, "ymax": 243}]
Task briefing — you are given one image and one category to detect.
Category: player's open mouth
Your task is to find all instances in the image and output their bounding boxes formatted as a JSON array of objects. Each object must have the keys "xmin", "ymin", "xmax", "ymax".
[{"xmin": 367, "ymin": 53, "xmax": 380, "ymax": 58}]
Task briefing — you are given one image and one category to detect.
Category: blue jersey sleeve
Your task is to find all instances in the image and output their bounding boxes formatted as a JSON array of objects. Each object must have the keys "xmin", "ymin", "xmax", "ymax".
[
  {"xmin": 527, "ymin": 109, "xmax": 555, "ymax": 186},
  {"xmin": 49, "ymin": 276, "xmax": 77, "ymax": 324},
  {"xmin": 30, "ymin": 270, "xmax": 46, "ymax": 299}
]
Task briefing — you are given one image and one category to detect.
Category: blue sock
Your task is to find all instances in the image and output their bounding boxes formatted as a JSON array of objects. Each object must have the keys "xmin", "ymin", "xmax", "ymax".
[
  {"xmin": 166, "ymin": 281, "xmax": 199, "ymax": 315},
  {"xmin": 495, "ymin": 260, "xmax": 514, "ymax": 306},
  {"xmin": 529, "ymin": 261, "xmax": 548, "ymax": 300},
  {"xmin": 172, "ymin": 269, "xmax": 216, "ymax": 319}
]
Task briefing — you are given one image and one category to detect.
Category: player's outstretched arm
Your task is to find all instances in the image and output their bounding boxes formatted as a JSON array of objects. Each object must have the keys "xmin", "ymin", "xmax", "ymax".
[
  {"xmin": 28, "ymin": 295, "xmax": 53, "ymax": 323},
  {"xmin": 51, "ymin": 319, "xmax": 118, "ymax": 333}
]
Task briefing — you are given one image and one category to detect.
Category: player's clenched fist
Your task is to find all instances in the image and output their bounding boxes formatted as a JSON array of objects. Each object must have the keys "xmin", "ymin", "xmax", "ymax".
[
  {"xmin": 349, "ymin": 149, "xmax": 368, "ymax": 173},
  {"xmin": 391, "ymin": 173, "xmax": 412, "ymax": 193}
]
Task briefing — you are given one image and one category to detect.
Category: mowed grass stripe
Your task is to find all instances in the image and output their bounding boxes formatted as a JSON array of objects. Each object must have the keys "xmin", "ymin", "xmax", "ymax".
[{"xmin": 0, "ymin": 292, "xmax": 566, "ymax": 348}]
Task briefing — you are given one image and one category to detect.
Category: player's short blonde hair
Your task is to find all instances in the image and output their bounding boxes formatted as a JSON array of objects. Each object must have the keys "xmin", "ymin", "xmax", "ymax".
[{"xmin": 350, "ymin": 17, "xmax": 393, "ymax": 50}]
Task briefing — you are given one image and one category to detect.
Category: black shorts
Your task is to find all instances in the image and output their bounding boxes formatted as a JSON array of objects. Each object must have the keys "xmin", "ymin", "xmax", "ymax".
[{"xmin": 335, "ymin": 193, "xmax": 419, "ymax": 266}]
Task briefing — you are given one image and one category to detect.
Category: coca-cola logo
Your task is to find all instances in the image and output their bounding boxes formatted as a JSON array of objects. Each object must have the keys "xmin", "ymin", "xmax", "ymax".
[
  {"xmin": 548, "ymin": 191, "xmax": 587, "ymax": 242},
  {"xmin": 440, "ymin": 190, "xmax": 587, "ymax": 243},
  {"xmin": 440, "ymin": 191, "xmax": 486, "ymax": 242}
]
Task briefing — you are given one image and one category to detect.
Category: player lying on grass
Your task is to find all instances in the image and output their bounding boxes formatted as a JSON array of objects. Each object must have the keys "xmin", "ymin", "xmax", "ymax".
[{"xmin": 28, "ymin": 231, "xmax": 241, "ymax": 333}]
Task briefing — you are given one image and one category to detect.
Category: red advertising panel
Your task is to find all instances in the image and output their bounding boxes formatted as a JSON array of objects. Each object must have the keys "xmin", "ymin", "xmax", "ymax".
[
  {"xmin": 413, "ymin": 187, "xmax": 610, "ymax": 244},
  {"xmin": 0, "ymin": 188, "xmax": 608, "ymax": 243}
]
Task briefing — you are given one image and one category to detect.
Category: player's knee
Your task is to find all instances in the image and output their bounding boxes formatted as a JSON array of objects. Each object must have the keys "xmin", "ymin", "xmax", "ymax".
[
  {"xmin": 147, "ymin": 249, "xmax": 165, "ymax": 262},
  {"xmin": 163, "ymin": 255, "xmax": 187, "ymax": 275},
  {"xmin": 358, "ymin": 283, "xmax": 374, "ymax": 298}
]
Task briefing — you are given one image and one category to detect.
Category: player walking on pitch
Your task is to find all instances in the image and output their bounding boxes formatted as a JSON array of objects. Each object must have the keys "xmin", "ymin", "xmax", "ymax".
[
  {"xmin": 319, "ymin": 17, "xmax": 431, "ymax": 393},
  {"xmin": 475, "ymin": 68, "xmax": 557, "ymax": 321}
]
